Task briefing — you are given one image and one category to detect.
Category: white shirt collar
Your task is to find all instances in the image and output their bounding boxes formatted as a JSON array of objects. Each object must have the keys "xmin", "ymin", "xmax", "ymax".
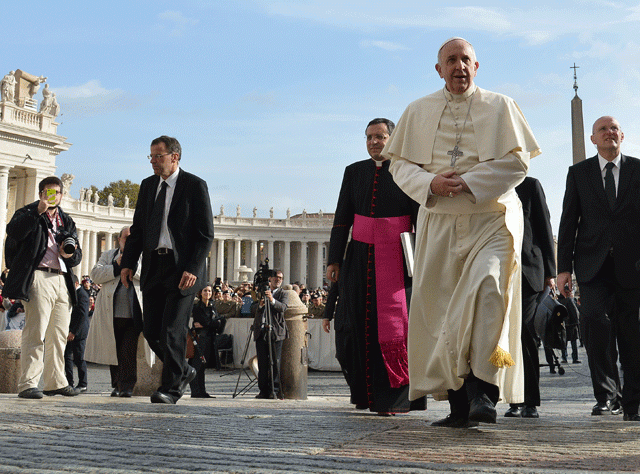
[
  {"xmin": 598, "ymin": 154, "xmax": 621, "ymax": 171},
  {"xmin": 160, "ymin": 166, "xmax": 180, "ymax": 188}
]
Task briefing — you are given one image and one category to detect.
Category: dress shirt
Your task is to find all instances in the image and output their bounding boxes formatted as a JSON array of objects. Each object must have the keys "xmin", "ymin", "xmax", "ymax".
[
  {"xmin": 155, "ymin": 167, "xmax": 180, "ymax": 250},
  {"xmin": 598, "ymin": 154, "xmax": 621, "ymax": 197},
  {"xmin": 39, "ymin": 210, "xmax": 64, "ymax": 270}
]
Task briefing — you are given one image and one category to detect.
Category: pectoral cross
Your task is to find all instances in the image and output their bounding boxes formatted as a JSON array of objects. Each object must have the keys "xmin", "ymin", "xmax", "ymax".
[{"xmin": 447, "ymin": 145, "xmax": 463, "ymax": 166}]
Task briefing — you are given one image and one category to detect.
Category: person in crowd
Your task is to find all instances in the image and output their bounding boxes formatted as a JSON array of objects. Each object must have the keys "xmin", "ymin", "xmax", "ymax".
[
  {"xmin": 4, "ymin": 176, "xmax": 83, "ymax": 399},
  {"xmin": 307, "ymin": 292, "xmax": 325, "ymax": 319},
  {"xmin": 384, "ymin": 37, "xmax": 540, "ymax": 426},
  {"xmin": 5, "ymin": 300, "xmax": 25, "ymax": 330},
  {"xmin": 65, "ymin": 278, "xmax": 91, "ymax": 393},
  {"xmin": 251, "ymin": 269, "xmax": 287, "ymax": 399},
  {"xmin": 85, "ymin": 226, "xmax": 152, "ymax": 397},
  {"xmin": 214, "ymin": 289, "xmax": 240, "ymax": 318},
  {"xmin": 300, "ymin": 289, "xmax": 311, "ymax": 309},
  {"xmin": 326, "ymin": 118, "xmax": 425, "ymax": 415},
  {"xmin": 120, "ymin": 135, "xmax": 214, "ymax": 404},
  {"xmin": 557, "ymin": 116, "xmax": 640, "ymax": 421},
  {"xmin": 504, "ymin": 177, "xmax": 556, "ymax": 418},
  {"xmin": 188, "ymin": 284, "xmax": 218, "ymax": 398},
  {"xmin": 82, "ymin": 277, "xmax": 97, "ymax": 300},
  {"xmin": 557, "ymin": 291, "xmax": 581, "ymax": 364}
]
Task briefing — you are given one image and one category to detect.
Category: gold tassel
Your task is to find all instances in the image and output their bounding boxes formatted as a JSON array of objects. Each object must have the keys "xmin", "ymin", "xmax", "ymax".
[{"xmin": 489, "ymin": 345, "xmax": 515, "ymax": 368}]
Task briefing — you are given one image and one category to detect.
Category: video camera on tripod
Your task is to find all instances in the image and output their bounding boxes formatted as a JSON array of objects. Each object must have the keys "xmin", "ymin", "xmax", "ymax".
[{"xmin": 253, "ymin": 259, "xmax": 275, "ymax": 298}]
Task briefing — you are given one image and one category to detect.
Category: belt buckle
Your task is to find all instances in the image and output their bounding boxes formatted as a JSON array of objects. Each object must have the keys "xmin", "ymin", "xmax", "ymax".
[{"xmin": 157, "ymin": 248, "xmax": 169, "ymax": 255}]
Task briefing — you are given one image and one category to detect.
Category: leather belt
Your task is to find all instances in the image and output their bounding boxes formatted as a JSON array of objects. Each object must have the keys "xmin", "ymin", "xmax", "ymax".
[
  {"xmin": 37, "ymin": 267, "xmax": 65, "ymax": 275},
  {"xmin": 155, "ymin": 248, "xmax": 173, "ymax": 256}
]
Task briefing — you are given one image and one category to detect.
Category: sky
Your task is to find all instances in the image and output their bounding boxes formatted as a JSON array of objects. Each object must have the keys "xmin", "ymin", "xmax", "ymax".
[{"xmin": 3, "ymin": 0, "xmax": 640, "ymax": 232}]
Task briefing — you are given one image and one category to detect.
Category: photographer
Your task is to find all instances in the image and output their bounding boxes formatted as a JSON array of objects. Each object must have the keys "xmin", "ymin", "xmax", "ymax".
[
  {"xmin": 4, "ymin": 176, "xmax": 82, "ymax": 399},
  {"xmin": 251, "ymin": 268, "xmax": 287, "ymax": 399}
]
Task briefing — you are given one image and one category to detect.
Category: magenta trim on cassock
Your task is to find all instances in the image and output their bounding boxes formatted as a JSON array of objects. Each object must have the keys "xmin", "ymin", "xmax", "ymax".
[{"xmin": 352, "ymin": 214, "xmax": 411, "ymax": 388}]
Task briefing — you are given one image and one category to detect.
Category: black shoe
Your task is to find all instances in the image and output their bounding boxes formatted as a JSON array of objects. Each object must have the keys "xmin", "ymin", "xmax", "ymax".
[
  {"xmin": 468, "ymin": 394, "xmax": 497, "ymax": 424},
  {"xmin": 561, "ymin": 358, "xmax": 568, "ymax": 364},
  {"xmin": 150, "ymin": 391, "xmax": 176, "ymax": 404},
  {"xmin": 119, "ymin": 390, "xmax": 133, "ymax": 398},
  {"xmin": 18, "ymin": 388, "xmax": 43, "ymax": 399},
  {"xmin": 623, "ymin": 413, "xmax": 640, "ymax": 421},
  {"xmin": 43, "ymin": 385, "xmax": 80, "ymax": 397},
  {"xmin": 431, "ymin": 413, "xmax": 478, "ymax": 428},
  {"xmin": 521, "ymin": 406, "xmax": 539, "ymax": 418},
  {"xmin": 549, "ymin": 367, "xmax": 556, "ymax": 374},
  {"xmin": 255, "ymin": 392, "xmax": 277, "ymax": 399},
  {"xmin": 591, "ymin": 400, "xmax": 622, "ymax": 415},
  {"xmin": 191, "ymin": 392, "xmax": 214, "ymax": 399},
  {"xmin": 504, "ymin": 405, "xmax": 522, "ymax": 418},
  {"xmin": 111, "ymin": 389, "xmax": 120, "ymax": 397},
  {"xmin": 76, "ymin": 386, "xmax": 87, "ymax": 393},
  {"xmin": 573, "ymin": 359, "xmax": 581, "ymax": 364},
  {"xmin": 355, "ymin": 403, "xmax": 369, "ymax": 410},
  {"xmin": 179, "ymin": 367, "xmax": 197, "ymax": 396}
]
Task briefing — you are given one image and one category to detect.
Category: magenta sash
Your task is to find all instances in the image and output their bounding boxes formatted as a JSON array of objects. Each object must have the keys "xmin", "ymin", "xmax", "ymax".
[{"xmin": 352, "ymin": 214, "xmax": 411, "ymax": 388}]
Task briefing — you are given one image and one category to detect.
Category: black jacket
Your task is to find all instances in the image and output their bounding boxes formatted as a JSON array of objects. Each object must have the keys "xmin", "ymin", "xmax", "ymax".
[
  {"xmin": 121, "ymin": 169, "xmax": 214, "ymax": 296},
  {"xmin": 3, "ymin": 202, "xmax": 82, "ymax": 303},
  {"xmin": 515, "ymin": 177, "xmax": 556, "ymax": 293},
  {"xmin": 69, "ymin": 287, "xmax": 91, "ymax": 340},
  {"xmin": 251, "ymin": 288, "xmax": 287, "ymax": 341},
  {"xmin": 558, "ymin": 154, "xmax": 640, "ymax": 287}
]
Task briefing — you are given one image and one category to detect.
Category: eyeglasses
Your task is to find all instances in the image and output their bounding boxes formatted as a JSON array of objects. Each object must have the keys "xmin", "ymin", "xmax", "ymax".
[{"xmin": 147, "ymin": 153, "xmax": 172, "ymax": 160}]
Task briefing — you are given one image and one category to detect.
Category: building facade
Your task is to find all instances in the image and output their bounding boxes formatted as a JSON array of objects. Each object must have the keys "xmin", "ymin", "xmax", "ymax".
[{"xmin": 0, "ymin": 69, "xmax": 332, "ymax": 289}]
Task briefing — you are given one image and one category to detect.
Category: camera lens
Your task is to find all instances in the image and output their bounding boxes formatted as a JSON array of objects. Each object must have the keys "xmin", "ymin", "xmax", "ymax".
[{"xmin": 62, "ymin": 237, "xmax": 76, "ymax": 255}]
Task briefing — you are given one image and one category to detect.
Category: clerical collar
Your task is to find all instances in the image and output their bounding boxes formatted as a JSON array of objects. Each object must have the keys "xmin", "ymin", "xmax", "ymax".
[{"xmin": 443, "ymin": 84, "xmax": 477, "ymax": 102}]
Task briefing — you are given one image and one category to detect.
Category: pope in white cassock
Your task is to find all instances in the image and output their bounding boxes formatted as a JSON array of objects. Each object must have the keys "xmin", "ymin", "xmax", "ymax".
[{"xmin": 382, "ymin": 37, "xmax": 541, "ymax": 427}]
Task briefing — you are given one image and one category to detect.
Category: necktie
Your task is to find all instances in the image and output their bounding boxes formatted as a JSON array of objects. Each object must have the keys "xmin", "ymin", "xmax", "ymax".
[
  {"xmin": 149, "ymin": 181, "xmax": 168, "ymax": 250},
  {"xmin": 604, "ymin": 162, "xmax": 616, "ymax": 209}
]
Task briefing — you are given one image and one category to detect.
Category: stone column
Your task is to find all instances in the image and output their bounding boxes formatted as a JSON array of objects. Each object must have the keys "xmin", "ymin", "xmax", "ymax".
[
  {"xmin": 208, "ymin": 240, "xmax": 218, "ymax": 283},
  {"xmin": 0, "ymin": 166, "xmax": 11, "ymax": 267},
  {"xmin": 283, "ymin": 240, "xmax": 291, "ymax": 284},
  {"xmin": 88, "ymin": 231, "xmax": 97, "ymax": 277},
  {"xmin": 300, "ymin": 242, "xmax": 308, "ymax": 286},
  {"xmin": 233, "ymin": 239, "xmax": 241, "ymax": 282},
  {"xmin": 267, "ymin": 240, "xmax": 274, "ymax": 268},
  {"xmin": 216, "ymin": 238, "xmax": 225, "ymax": 282},
  {"xmin": 250, "ymin": 240, "xmax": 258, "ymax": 276},
  {"xmin": 80, "ymin": 229, "xmax": 90, "ymax": 277}
]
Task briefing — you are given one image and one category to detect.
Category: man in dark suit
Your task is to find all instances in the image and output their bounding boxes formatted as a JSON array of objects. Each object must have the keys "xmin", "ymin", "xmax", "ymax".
[
  {"xmin": 121, "ymin": 135, "xmax": 214, "ymax": 404},
  {"xmin": 506, "ymin": 177, "xmax": 556, "ymax": 419},
  {"xmin": 65, "ymin": 278, "xmax": 91, "ymax": 392},
  {"xmin": 558, "ymin": 116, "xmax": 640, "ymax": 421},
  {"xmin": 251, "ymin": 269, "xmax": 287, "ymax": 399}
]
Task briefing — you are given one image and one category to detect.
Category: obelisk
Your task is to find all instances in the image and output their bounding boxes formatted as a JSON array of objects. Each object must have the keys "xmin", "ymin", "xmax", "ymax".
[{"xmin": 571, "ymin": 64, "xmax": 586, "ymax": 164}]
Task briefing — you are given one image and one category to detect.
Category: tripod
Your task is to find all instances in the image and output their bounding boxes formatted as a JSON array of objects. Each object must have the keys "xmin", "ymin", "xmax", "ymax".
[{"xmin": 232, "ymin": 291, "xmax": 276, "ymax": 398}]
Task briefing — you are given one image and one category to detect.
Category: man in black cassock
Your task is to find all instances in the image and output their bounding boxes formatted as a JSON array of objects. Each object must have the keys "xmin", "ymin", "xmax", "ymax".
[{"xmin": 324, "ymin": 118, "xmax": 426, "ymax": 414}]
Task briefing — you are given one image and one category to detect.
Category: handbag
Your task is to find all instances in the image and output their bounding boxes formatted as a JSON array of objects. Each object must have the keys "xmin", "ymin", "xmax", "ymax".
[{"xmin": 186, "ymin": 332, "xmax": 195, "ymax": 359}]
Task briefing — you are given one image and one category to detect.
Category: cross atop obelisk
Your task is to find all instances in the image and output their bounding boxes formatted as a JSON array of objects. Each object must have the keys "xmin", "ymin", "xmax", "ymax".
[{"xmin": 571, "ymin": 63, "xmax": 586, "ymax": 164}]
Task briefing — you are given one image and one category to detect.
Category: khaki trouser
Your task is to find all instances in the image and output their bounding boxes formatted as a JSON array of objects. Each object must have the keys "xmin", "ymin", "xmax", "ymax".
[{"xmin": 18, "ymin": 270, "xmax": 72, "ymax": 392}]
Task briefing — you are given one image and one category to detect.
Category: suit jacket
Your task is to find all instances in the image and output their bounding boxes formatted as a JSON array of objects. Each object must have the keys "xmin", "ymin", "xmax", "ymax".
[
  {"xmin": 515, "ymin": 177, "xmax": 556, "ymax": 292},
  {"xmin": 557, "ymin": 154, "xmax": 640, "ymax": 288},
  {"xmin": 121, "ymin": 168, "xmax": 215, "ymax": 295},
  {"xmin": 69, "ymin": 287, "xmax": 90, "ymax": 341},
  {"xmin": 251, "ymin": 288, "xmax": 288, "ymax": 341}
]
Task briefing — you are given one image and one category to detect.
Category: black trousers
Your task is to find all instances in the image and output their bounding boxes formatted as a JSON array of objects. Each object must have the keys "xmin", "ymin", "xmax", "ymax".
[
  {"xmin": 142, "ymin": 253, "xmax": 194, "ymax": 400},
  {"xmin": 580, "ymin": 256, "xmax": 640, "ymax": 414},
  {"xmin": 255, "ymin": 335, "xmax": 283, "ymax": 396},
  {"xmin": 518, "ymin": 280, "xmax": 541, "ymax": 407},
  {"xmin": 580, "ymin": 254, "xmax": 640, "ymax": 413},
  {"xmin": 188, "ymin": 328, "xmax": 211, "ymax": 395},
  {"xmin": 64, "ymin": 337, "xmax": 87, "ymax": 388},
  {"xmin": 110, "ymin": 317, "xmax": 140, "ymax": 392}
]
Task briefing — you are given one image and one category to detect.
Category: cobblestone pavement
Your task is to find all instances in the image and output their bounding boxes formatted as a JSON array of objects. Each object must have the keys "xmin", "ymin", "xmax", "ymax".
[{"xmin": 1, "ymin": 347, "xmax": 639, "ymax": 473}]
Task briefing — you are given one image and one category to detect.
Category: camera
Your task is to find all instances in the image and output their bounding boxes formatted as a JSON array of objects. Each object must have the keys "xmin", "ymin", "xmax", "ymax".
[
  {"xmin": 253, "ymin": 259, "xmax": 274, "ymax": 297},
  {"xmin": 55, "ymin": 231, "xmax": 77, "ymax": 255}
]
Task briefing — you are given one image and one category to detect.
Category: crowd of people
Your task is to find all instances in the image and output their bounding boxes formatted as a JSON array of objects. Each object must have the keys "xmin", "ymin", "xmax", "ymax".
[{"xmin": 2, "ymin": 36, "xmax": 639, "ymax": 426}]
